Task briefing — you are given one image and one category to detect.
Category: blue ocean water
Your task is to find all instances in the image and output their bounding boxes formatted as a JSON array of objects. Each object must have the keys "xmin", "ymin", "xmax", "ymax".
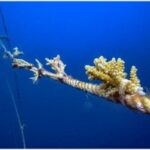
[{"xmin": 0, "ymin": 1, "xmax": 150, "ymax": 148}]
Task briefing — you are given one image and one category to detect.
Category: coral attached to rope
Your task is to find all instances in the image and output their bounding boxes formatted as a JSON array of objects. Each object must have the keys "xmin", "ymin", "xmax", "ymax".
[{"xmin": 3, "ymin": 47, "xmax": 150, "ymax": 114}]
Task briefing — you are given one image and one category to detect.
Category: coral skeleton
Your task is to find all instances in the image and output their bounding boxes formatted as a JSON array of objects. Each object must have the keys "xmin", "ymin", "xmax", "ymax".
[{"xmin": 3, "ymin": 48, "xmax": 150, "ymax": 114}]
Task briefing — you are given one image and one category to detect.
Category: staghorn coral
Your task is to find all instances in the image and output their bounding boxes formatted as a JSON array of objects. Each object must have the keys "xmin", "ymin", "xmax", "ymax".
[
  {"xmin": 85, "ymin": 56, "xmax": 144, "ymax": 95},
  {"xmin": 2, "ymin": 47, "xmax": 150, "ymax": 114}
]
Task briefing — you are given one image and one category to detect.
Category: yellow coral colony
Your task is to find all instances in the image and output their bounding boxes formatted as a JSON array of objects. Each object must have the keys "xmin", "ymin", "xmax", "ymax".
[
  {"xmin": 85, "ymin": 56, "xmax": 150, "ymax": 113},
  {"xmin": 3, "ymin": 48, "xmax": 150, "ymax": 114}
]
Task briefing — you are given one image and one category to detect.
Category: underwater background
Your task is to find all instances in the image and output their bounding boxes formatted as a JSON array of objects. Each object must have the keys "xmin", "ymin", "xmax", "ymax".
[{"xmin": 0, "ymin": 1, "xmax": 150, "ymax": 148}]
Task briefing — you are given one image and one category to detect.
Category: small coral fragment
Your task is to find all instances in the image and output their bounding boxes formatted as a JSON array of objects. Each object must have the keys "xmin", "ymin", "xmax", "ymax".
[
  {"xmin": 13, "ymin": 47, "xmax": 24, "ymax": 57},
  {"xmin": 29, "ymin": 59, "xmax": 44, "ymax": 83},
  {"xmin": 12, "ymin": 58, "xmax": 33, "ymax": 69},
  {"xmin": 30, "ymin": 71, "xmax": 40, "ymax": 84},
  {"xmin": 45, "ymin": 55, "xmax": 66, "ymax": 77},
  {"xmin": 3, "ymin": 47, "xmax": 23, "ymax": 59}
]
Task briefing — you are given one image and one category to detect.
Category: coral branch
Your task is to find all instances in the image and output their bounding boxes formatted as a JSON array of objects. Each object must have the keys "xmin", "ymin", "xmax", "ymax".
[{"xmin": 2, "ymin": 47, "xmax": 150, "ymax": 115}]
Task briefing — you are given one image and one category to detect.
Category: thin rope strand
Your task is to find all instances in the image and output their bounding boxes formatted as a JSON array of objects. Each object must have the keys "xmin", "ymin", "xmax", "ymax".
[
  {"xmin": 0, "ymin": 7, "xmax": 27, "ymax": 148},
  {"xmin": 5, "ymin": 78, "xmax": 26, "ymax": 148}
]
